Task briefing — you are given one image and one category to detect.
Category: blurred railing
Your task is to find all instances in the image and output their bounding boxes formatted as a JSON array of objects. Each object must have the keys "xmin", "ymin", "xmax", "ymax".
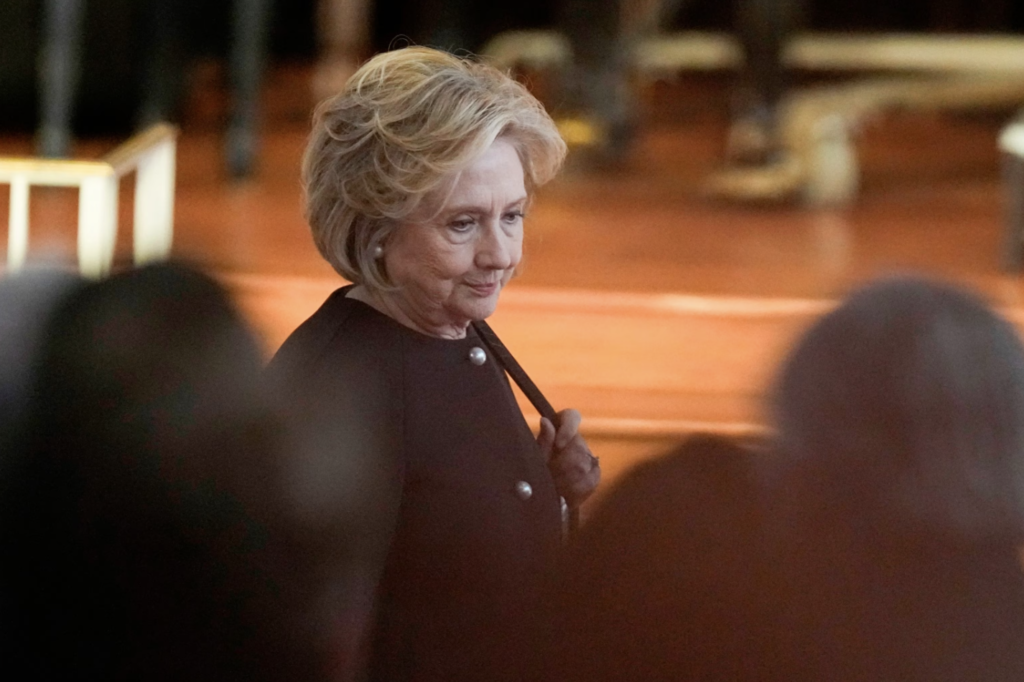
[
  {"xmin": 483, "ymin": 31, "xmax": 1024, "ymax": 76},
  {"xmin": 0, "ymin": 123, "xmax": 177, "ymax": 278}
]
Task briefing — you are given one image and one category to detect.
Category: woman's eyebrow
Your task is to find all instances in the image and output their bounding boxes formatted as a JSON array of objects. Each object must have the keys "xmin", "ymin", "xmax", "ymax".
[{"xmin": 443, "ymin": 196, "xmax": 528, "ymax": 214}]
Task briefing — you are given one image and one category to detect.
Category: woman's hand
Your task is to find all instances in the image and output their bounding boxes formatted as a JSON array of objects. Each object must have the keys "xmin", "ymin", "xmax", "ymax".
[{"xmin": 537, "ymin": 409, "xmax": 601, "ymax": 509}]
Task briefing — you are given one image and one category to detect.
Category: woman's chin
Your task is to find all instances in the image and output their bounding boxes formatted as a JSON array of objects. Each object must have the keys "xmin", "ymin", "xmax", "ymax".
[{"xmin": 456, "ymin": 293, "xmax": 500, "ymax": 323}]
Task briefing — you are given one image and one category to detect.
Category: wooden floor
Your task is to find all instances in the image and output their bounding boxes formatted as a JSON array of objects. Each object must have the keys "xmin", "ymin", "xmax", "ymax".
[{"xmin": 4, "ymin": 63, "xmax": 1024, "ymax": 497}]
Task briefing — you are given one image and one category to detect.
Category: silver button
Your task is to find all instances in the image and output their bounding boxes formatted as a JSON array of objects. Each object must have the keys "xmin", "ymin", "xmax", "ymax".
[
  {"xmin": 514, "ymin": 481, "xmax": 533, "ymax": 501},
  {"xmin": 468, "ymin": 346, "xmax": 487, "ymax": 365}
]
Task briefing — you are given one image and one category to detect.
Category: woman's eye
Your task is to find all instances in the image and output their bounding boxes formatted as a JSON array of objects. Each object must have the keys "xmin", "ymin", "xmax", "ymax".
[
  {"xmin": 502, "ymin": 210, "xmax": 525, "ymax": 224},
  {"xmin": 448, "ymin": 219, "xmax": 475, "ymax": 233}
]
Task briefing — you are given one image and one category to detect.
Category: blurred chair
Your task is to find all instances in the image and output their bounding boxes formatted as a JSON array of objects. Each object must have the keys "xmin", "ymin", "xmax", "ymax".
[
  {"xmin": 37, "ymin": 0, "xmax": 271, "ymax": 178},
  {"xmin": 0, "ymin": 124, "xmax": 177, "ymax": 277},
  {"xmin": 707, "ymin": 71, "xmax": 1024, "ymax": 207}
]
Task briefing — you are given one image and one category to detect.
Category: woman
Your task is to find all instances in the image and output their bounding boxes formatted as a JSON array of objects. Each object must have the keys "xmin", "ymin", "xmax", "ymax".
[
  {"xmin": 0, "ymin": 269, "xmax": 81, "ymax": 462},
  {"xmin": 268, "ymin": 47, "xmax": 601, "ymax": 682}
]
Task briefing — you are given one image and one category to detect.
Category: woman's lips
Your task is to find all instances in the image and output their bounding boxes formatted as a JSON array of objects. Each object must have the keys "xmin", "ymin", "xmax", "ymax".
[{"xmin": 466, "ymin": 281, "xmax": 500, "ymax": 296}]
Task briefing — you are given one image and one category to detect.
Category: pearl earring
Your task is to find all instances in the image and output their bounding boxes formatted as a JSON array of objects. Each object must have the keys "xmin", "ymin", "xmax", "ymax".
[{"xmin": 373, "ymin": 245, "xmax": 384, "ymax": 259}]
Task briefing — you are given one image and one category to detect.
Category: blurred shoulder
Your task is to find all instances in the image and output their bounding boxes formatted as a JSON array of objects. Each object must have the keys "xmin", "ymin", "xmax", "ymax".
[
  {"xmin": 592, "ymin": 433, "xmax": 759, "ymax": 521},
  {"xmin": 570, "ymin": 433, "xmax": 765, "ymax": 577}
]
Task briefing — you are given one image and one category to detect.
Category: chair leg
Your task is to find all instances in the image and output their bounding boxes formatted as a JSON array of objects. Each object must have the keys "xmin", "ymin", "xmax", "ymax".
[
  {"xmin": 78, "ymin": 174, "xmax": 119, "ymax": 278},
  {"xmin": 1002, "ymin": 152, "xmax": 1024, "ymax": 272},
  {"xmin": 8, "ymin": 178, "xmax": 31, "ymax": 273},
  {"xmin": 37, "ymin": 0, "xmax": 86, "ymax": 158},
  {"xmin": 226, "ymin": 0, "xmax": 272, "ymax": 178},
  {"xmin": 557, "ymin": 0, "xmax": 634, "ymax": 163}
]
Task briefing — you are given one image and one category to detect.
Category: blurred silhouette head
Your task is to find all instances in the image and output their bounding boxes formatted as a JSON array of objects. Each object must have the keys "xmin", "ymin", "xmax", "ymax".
[
  {"xmin": 2, "ymin": 263, "xmax": 317, "ymax": 681},
  {"xmin": 549, "ymin": 434, "xmax": 774, "ymax": 682},
  {"xmin": 772, "ymin": 275, "xmax": 1024, "ymax": 540},
  {"xmin": 0, "ymin": 269, "xmax": 81, "ymax": 471}
]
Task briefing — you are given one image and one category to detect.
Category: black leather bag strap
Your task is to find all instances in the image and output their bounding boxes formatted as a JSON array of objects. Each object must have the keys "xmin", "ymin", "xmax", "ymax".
[
  {"xmin": 472, "ymin": 320, "xmax": 556, "ymax": 420},
  {"xmin": 471, "ymin": 319, "xmax": 580, "ymax": 536}
]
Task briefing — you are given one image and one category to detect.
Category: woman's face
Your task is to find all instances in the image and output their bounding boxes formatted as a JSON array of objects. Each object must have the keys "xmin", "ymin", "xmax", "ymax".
[{"xmin": 382, "ymin": 137, "xmax": 527, "ymax": 338}]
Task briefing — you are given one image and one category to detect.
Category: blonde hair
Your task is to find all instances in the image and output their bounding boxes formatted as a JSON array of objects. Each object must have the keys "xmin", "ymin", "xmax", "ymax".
[{"xmin": 303, "ymin": 46, "xmax": 567, "ymax": 288}]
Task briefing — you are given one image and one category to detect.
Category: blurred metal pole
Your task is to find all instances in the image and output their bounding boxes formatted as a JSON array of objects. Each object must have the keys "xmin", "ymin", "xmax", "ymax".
[
  {"xmin": 728, "ymin": 0, "xmax": 805, "ymax": 164},
  {"xmin": 37, "ymin": 0, "xmax": 85, "ymax": 158},
  {"xmin": 137, "ymin": 0, "xmax": 184, "ymax": 127},
  {"xmin": 227, "ymin": 0, "xmax": 273, "ymax": 178}
]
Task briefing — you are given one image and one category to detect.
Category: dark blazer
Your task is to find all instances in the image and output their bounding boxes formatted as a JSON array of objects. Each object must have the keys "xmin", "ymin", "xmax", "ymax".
[{"xmin": 268, "ymin": 286, "xmax": 563, "ymax": 682}]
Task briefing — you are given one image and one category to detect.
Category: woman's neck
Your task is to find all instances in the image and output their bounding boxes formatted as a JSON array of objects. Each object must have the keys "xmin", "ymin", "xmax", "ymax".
[{"xmin": 346, "ymin": 285, "xmax": 468, "ymax": 339}]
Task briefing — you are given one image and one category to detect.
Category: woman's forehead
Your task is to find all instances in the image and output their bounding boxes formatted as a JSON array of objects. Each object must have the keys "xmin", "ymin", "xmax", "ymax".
[{"xmin": 415, "ymin": 141, "xmax": 527, "ymax": 218}]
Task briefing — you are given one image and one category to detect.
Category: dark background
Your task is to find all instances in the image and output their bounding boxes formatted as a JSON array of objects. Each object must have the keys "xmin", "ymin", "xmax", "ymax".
[{"xmin": 1, "ymin": 0, "xmax": 1022, "ymax": 134}]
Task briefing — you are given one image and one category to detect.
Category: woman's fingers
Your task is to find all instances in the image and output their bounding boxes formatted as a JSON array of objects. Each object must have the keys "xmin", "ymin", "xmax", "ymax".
[
  {"xmin": 537, "ymin": 408, "xmax": 600, "ymax": 507},
  {"xmin": 547, "ymin": 411, "xmax": 601, "ymax": 508},
  {"xmin": 554, "ymin": 409, "xmax": 582, "ymax": 450},
  {"xmin": 537, "ymin": 416, "xmax": 556, "ymax": 462}
]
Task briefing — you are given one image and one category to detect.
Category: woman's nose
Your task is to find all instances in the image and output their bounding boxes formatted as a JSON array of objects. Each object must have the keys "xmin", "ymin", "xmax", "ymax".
[{"xmin": 476, "ymin": 225, "xmax": 515, "ymax": 270}]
